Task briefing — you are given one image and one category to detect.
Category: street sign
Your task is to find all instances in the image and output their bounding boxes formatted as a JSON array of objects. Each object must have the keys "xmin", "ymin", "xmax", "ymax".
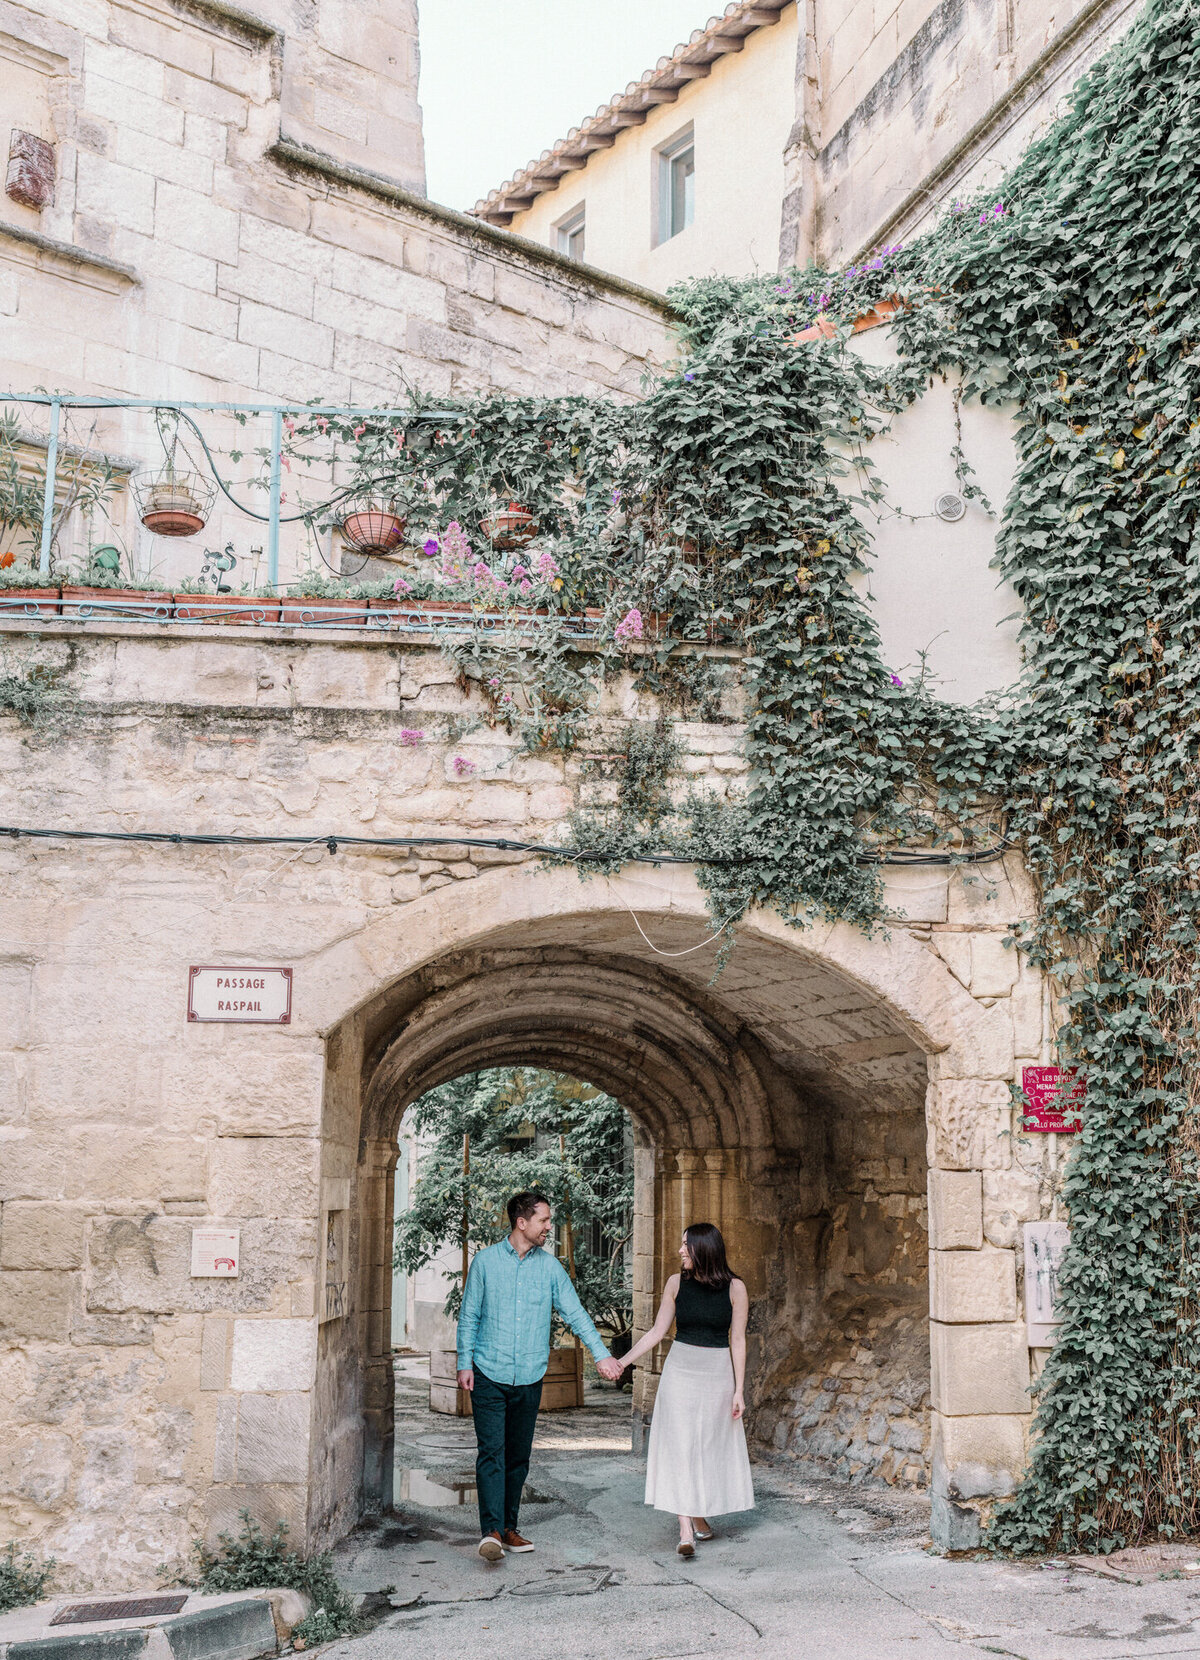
[
  {"xmin": 190, "ymin": 1227, "xmax": 240, "ymax": 1278},
  {"xmin": 1021, "ymin": 1064, "xmax": 1084, "ymax": 1132},
  {"xmin": 188, "ymin": 966, "xmax": 292, "ymax": 1024}
]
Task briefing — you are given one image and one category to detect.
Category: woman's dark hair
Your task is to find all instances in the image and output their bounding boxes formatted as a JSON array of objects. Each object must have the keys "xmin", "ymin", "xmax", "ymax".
[
  {"xmin": 683, "ymin": 1222, "xmax": 736, "ymax": 1289},
  {"xmin": 507, "ymin": 1190, "xmax": 550, "ymax": 1227}
]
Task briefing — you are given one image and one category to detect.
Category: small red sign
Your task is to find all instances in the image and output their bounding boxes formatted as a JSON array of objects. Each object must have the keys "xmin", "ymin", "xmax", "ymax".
[{"xmin": 1021, "ymin": 1065, "xmax": 1085, "ymax": 1133}]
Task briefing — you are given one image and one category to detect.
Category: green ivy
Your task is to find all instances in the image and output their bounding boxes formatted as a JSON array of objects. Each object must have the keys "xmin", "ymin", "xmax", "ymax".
[
  {"xmin": 0, "ymin": 1542, "xmax": 53, "ymax": 1613},
  {"xmin": 314, "ymin": 0, "xmax": 1200, "ymax": 1551}
]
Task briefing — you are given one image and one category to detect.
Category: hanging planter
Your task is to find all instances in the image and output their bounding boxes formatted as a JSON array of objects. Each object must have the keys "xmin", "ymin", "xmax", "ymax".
[
  {"xmin": 482, "ymin": 501, "xmax": 537, "ymax": 550},
  {"xmin": 339, "ymin": 506, "xmax": 407, "ymax": 557},
  {"xmin": 134, "ymin": 465, "xmax": 215, "ymax": 538}
]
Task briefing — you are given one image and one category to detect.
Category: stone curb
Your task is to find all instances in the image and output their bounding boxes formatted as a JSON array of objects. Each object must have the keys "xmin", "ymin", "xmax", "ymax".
[{"xmin": 0, "ymin": 1590, "xmax": 311, "ymax": 1660}]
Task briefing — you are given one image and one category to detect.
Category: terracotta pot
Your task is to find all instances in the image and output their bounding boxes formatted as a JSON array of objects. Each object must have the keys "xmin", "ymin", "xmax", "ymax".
[
  {"xmin": 142, "ymin": 508, "xmax": 207, "ymax": 537},
  {"xmin": 61, "ymin": 586, "xmax": 173, "ymax": 620},
  {"xmin": 279, "ymin": 594, "xmax": 372, "ymax": 627},
  {"xmin": 172, "ymin": 593, "xmax": 281, "ymax": 624},
  {"xmin": 340, "ymin": 510, "xmax": 407, "ymax": 555},
  {"xmin": 482, "ymin": 506, "xmax": 537, "ymax": 549},
  {"xmin": 0, "ymin": 587, "xmax": 60, "ymax": 617}
]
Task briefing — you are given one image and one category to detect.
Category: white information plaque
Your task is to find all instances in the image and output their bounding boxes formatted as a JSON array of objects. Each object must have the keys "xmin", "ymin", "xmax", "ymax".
[
  {"xmin": 191, "ymin": 1227, "xmax": 240, "ymax": 1278},
  {"xmin": 1024, "ymin": 1220, "xmax": 1070, "ymax": 1346},
  {"xmin": 188, "ymin": 966, "xmax": 292, "ymax": 1024}
]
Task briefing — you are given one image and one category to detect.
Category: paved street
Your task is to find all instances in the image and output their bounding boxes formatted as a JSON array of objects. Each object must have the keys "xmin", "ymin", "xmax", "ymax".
[{"xmin": 323, "ymin": 1361, "xmax": 1200, "ymax": 1660}]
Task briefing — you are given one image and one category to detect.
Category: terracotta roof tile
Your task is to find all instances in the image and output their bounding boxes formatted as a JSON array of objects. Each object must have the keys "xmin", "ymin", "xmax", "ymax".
[{"xmin": 471, "ymin": 1, "xmax": 790, "ymax": 225}]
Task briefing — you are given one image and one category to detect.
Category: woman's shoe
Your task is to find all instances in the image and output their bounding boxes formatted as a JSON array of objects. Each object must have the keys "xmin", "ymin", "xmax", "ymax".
[
  {"xmin": 677, "ymin": 1540, "xmax": 695, "ymax": 1559},
  {"xmin": 693, "ymin": 1527, "xmax": 715, "ymax": 1542}
]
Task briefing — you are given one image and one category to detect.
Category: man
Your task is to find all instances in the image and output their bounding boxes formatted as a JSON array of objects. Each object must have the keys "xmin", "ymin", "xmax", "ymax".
[{"xmin": 456, "ymin": 1189, "xmax": 624, "ymax": 1561}]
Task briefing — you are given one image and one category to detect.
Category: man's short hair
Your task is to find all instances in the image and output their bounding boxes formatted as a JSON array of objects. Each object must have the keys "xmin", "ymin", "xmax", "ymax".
[{"xmin": 507, "ymin": 1190, "xmax": 550, "ymax": 1228}]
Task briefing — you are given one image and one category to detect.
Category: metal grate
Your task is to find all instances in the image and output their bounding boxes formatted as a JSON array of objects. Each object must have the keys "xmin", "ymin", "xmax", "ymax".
[{"xmin": 50, "ymin": 1596, "xmax": 189, "ymax": 1625}]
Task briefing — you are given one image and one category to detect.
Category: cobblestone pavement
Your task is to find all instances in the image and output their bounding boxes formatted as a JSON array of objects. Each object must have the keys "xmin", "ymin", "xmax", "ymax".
[{"xmin": 322, "ymin": 1359, "xmax": 1200, "ymax": 1660}]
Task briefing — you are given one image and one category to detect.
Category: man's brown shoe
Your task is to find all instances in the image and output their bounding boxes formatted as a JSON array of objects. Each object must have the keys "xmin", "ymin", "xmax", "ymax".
[
  {"xmin": 502, "ymin": 1529, "xmax": 535, "ymax": 1553},
  {"xmin": 478, "ymin": 1532, "xmax": 504, "ymax": 1562}
]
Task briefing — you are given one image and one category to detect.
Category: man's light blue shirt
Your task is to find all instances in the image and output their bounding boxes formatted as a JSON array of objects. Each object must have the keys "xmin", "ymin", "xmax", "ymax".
[{"xmin": 456, "ymin": 1237, "xmax": 610, "ymax": 1386}]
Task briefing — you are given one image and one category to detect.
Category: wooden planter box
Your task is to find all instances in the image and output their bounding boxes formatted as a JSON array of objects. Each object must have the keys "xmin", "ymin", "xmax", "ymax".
[
  {"xmin": 62, "ymin": 586, "xmax": 172, "ymax": 620},
  {"xmin": 172, "ymin": 593, "xmax": 281, "ymax": 624},
  {"xmin": 0, "ymin": 587, "xmax": 60, "ymax": 617},
  {"xmin": 429, "ymin": 1344, "xmax": 585, "ymax": 1417}
]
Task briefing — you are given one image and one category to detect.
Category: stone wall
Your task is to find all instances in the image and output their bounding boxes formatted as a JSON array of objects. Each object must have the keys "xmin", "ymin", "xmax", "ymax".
[
  {"xmin": 0, "ymin": 614, "xmax": 1051, "ymax": 1579},
  {"xmin": 0, "ymin": 0, "xmax": 672, "ymax": 588}
]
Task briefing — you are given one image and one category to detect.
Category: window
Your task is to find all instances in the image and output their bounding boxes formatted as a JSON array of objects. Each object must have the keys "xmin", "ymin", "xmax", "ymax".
[
  {"xmin": 555, "ymin": 206, "xmax": 586, "ymax": 262},
  {"xmin": 657, "ymin": 130, "xmax": 695, "ymax": 244}
]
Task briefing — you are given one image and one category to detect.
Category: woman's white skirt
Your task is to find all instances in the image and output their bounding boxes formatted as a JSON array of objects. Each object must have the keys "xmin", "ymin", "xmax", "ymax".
[{"xmin": 644, "ymin": 1342, "xmax": 755, "ymax": 1517}]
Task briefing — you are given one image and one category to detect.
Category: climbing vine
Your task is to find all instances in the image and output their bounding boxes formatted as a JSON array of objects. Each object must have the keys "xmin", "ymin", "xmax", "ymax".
[{"xmin": 313, "ymin": 0, "xmax": 1200, "ymax": 1552}]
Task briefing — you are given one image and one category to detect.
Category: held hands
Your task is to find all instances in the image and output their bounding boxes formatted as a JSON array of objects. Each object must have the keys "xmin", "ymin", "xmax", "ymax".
[
  {"xmin": 596, "ymin": 1356, "xmax": 625, "ymax": 1382},
  {"xmin": 732, "ymin": 1390, "xmax": 744, "ymax": 1421},
  {"xmin": 457, "ymin": 1369, "xmax": 474, "ymax": 1392}
]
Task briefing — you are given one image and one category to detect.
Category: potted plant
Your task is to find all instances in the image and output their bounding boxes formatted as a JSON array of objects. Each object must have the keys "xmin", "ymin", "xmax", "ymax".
[
  {"xmin": 0, "ymin": 560, "xmax": 60, "ymax": 617},
  {"xmin": 482, "ymin": 501, "xmax": 538, "ymax": 550},
  {"xmin": 61, "ymin": 548, "xmax": 172, "ymax": 620},
  {"xmin": 134, "ymin": 464, "xmax": 215, "ymax": 538},
  {"xmin": 338, "ymin": 503, "xmax": 407, "ymax": 557},
  {"xmin": 279, "ymin": 571, "xmax": 371, "ymax": 628}
]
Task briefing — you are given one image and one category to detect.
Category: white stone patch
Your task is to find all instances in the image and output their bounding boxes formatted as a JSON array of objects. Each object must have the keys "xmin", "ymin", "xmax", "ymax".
[{"xmin": 230, "ymin": 1318, "xmax": 317, "ymax": 1392}]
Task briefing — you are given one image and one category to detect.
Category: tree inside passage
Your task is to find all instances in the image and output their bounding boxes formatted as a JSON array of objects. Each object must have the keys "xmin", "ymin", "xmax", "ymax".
[{"xmin": 394, "ymin": 1068, "xmax": 633, "ymax": 1342}]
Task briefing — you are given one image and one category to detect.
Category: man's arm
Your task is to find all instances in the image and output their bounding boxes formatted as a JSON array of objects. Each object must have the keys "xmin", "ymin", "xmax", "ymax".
[
  {"xmin": 549, "ymin": 1259, "xmax": 621, "ymax": 1378},
  {"xmin": 456, "ymin": 1252, "xmax": 484, "ymax": 1389}
]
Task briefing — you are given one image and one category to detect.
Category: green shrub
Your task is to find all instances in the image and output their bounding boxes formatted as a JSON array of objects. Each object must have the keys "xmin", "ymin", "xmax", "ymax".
[
  {"xmin": 0, "ymin": 1542, "xmax": 54, "ymax": 1613},
  {"xmin": 187, "ymin": 1513, "xmax": 359, "ymax": 1643}
]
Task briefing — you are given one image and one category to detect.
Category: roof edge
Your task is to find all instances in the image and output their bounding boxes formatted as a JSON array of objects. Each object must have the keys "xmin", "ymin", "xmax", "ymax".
[{"xmin": 472, "ymin": 1, "xmax": 791, "ymax": 225}]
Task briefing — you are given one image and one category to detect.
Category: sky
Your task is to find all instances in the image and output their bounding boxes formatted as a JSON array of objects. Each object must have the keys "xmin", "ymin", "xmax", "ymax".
[{"xmin": 418, "ymin": 0, "xmax": 713, "ymax": 210}]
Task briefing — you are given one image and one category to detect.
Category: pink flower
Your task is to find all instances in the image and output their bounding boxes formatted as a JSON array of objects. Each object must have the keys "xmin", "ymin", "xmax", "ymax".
[
  {"xmin": 353, "ymin": 424, "xmax": 366, "ymax": 438},
  {"xmin": 283, "ymin": 416, "xmax": 295, "ymax": 436},
  {"xmin": 614, "ymin": 606, "xmax": 643, "ymax": 642},
  {"xmin": 400, "ymin": 728, "xmax": 424, "ymax": 746},
  {"xmin": 452, "ymin": 756, "xmax": 475, "ymax": 777},
  {"xmin": 393, "ymin": 577, "xmax": 411, "ymax": 595},
  {"xmin": 519, "ymin": 579, "xmax": 533, "ymax": 594},
  {"xmin": 511, "ymin": 564, "xmax": 528, "ymax": 580},
  {"xmin": 535, "ymin": 550, "xmax": 559, "ymax": 580},
  {"xmin": 393, "ymin": 428, "xmax": 405, "ymax": 446},
  {"xmin": 315, "ymin": 416, "xmax": 328, "ymax": 431},
  {"xmin": 488, "ymin": 676, "xmax": 500, "ymax": 689}
]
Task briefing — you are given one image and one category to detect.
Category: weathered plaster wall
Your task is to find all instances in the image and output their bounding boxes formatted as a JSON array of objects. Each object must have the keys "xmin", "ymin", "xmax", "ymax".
[{"xmin": 0, "ymin": 618, "xmax": 1055, "ymax": 1582}]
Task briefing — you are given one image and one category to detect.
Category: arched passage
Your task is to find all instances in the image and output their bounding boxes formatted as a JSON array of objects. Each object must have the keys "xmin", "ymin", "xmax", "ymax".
[{"xmin": 302, "ymin": 866, "xmax": 1029, "ymax": 1554}]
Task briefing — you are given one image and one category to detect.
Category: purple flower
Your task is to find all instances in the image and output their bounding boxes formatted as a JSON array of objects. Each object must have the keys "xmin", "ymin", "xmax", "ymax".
[
  {"xmin": 452, "ymin": 755, "xmax": 475, "ymax": 778},
  {"xmin": 400, "ymin": 728, "xmax": 424, "ymax": 746},
  {"xmin": 979, "ymin": 211, "xmax": 989, "ymax": 225},
  {"xmin": 992, "ymin": 200, "xmax": 1005, "ymax": 218},
  {"xmin": 870, "ymin": 257, "xmax": 883, "ymax": 270},
  {"xmin": 614, "ymin": 606, "xmax": 644, "ymax": 642},
  {"xmin": 422, "ymin": 537, "xmax": 439, "ymax": 557},
  {"xmin": 611, "ymin": 489, "xmax": 622, "ymax": 504},
  {"xmin": 819, "ymin": 293, "xmax": 830, "ymax": 307},
  {"xmin": 889, "ymin": 674, "xmax": 903, "ymax": 688},
  {"xmin": 684, "ymin": 372, "xmax": 695, "ymax": 381}
]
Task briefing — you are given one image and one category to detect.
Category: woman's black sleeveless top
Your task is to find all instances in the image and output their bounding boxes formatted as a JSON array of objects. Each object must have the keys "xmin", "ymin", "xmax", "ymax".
[{"xmin": 674, "ymin": 1273, "xmax": 733, "ymax": 1348}]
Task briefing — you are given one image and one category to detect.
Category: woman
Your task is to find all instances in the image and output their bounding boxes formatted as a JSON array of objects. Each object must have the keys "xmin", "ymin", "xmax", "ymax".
[{"xmin": 615, "ymin": 1221, "xmax": 754, "ymax": 1557}]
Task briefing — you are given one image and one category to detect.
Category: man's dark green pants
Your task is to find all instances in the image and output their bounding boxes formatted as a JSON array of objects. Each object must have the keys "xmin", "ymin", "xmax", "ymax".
[{"xmin": 472, "ymin": 1368, "xmax": 543, "ymax": 1537}]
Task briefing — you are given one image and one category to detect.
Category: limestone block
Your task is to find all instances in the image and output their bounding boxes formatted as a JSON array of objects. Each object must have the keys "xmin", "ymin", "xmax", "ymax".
[
  {"xmin": 75, "ymin": 150, "xmax": 156, "ymax": 235},
  {"xmin": 970, "ymin": 934, "xmax": 1019, "ymax": 998},
  {"xmin": 929, "ymin": 1080, "xmax": 1013, "ymax": 1170},
  {"xmin": 201, "ymin": 1317, "xmax": 230, "ymax": 1389},
  {"xmin": 0, "ymin": 1055, "xmax": 21, "ymax": 1125},
  {"xmin": 114, "ymin": 125, "xmax": 214, "ymax": 194},
  {"xmin": 0, "ymin": 961, "xmax": 32, "ymax": 1046},
  {"xmin": 931, "ymin": 1410, "xmax": 1027, "ymax": 1500},
  {"xmin": 982, "ymin": 1167, "xmax": 1043, "ymax": 1249},
  {"xmin": 927, "ymin": 1170, "xmax": 982, "ymax": 1249},
  {"xmin": 0, "ymin": 1426, "xmax": 73, "ymax": 1511},
  {"xmin": 162, "ymin": 1047, "xmax": 324, "ymax": 1138},
  {"xmin": 238, "ymin": 300, "xmax": 334, "ymax": 368},
  {"xmin": 880, "ymin": 866, "xmax": 948, "ymax": 923},
  {"xmin": 213, "ymin": 1393, "xmax": 238, "ymax": 1481},
  {"xmin": 208, "ymin": 1137, "xmax": 320, "ymax": 1218},
  {"xmin": 156, "ymin": 181, "xmax": 240, "ymax": 264},
  {"xmin": 0, "ymin": 1270, "xmax": 72, "ymax": 1341},
  {"xmin": 236, "ymin": 1392, "xmax": 311, "ymax": 1483},
  {"xmin": 0, "ymin": 1201, "xmax": 90, "ymax": 1269},
  {"xmin": 230, "ymin": 1318, "xmax": 317, "ymax": 1391},
  {"xmin": 930, "ymin": 1248, "xmax": 1017, "ymax": 1323},
  {"xmin": 930, "ymin": 1321, "xmax": 1030, "ymax": 1416},
  {"xmin": 1010, "ymin": 978, "xmax": 1044, "ymax": 1057},
  {"xmin": 330, "ymin": 248, "xmax": 445, "ymax": 320},
  {"xmin": 0, "ymin": 1128, "xmax": 206, "ymax": 1203},
  {"xmin": 933, "ymin": 1002, "xmax": 1014, "ymax": 1080},
  {"xmin": 947, "ymin": 853, "xmax": 1037, "ymax": 927}
]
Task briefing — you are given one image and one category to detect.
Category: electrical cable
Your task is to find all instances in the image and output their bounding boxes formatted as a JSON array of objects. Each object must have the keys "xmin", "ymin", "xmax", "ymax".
[{"xmin": 0, "ymin": 824, "xmax": 1012, "ymax": 868}]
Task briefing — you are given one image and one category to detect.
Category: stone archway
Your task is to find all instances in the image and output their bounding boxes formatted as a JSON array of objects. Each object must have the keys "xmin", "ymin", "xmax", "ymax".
[{"xmin": 300, "ymin": 863, "xmax": 1031, "ymax": 1555}]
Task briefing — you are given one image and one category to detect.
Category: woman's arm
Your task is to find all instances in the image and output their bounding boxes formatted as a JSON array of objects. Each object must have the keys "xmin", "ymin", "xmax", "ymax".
[
  {"xmin": 730, "ymin": 1278, "xmax": 749, "ymax": 1419},
  {"xmin": 618, "ymin": 1274, "xmax": 679, "ymax": 1371}
]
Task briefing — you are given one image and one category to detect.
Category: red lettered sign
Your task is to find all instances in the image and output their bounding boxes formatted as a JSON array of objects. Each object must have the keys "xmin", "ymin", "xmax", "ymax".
[{"xmin": 1021, "ymin": 1065, "xmax": 1084, "ymax": 1133}]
